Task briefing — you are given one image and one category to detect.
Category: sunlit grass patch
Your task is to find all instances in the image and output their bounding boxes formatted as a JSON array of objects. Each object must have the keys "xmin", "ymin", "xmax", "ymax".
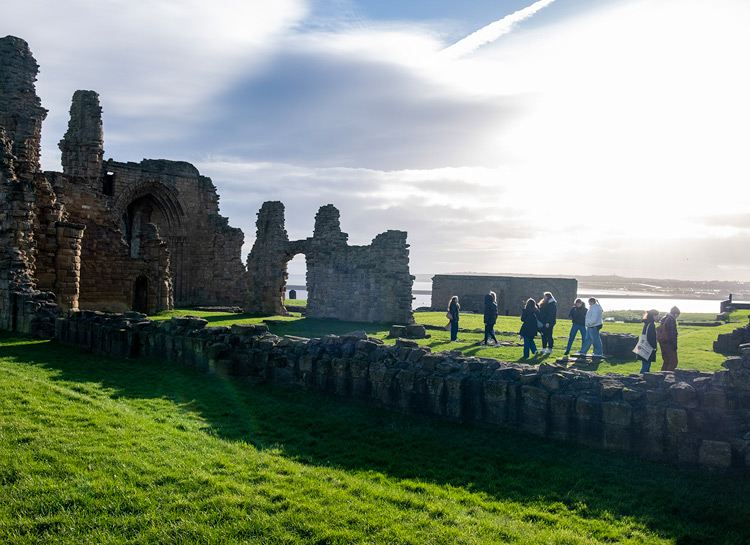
[{"xmin": 1, "ymin": 331, "xmax": 749, "ymax": 543}]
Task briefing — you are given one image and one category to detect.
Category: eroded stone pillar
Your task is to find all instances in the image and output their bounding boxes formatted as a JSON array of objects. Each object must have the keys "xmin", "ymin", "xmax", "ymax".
[
  {"xmin": 245, "ymin": 201, "xmax": 291, "ymax": 315},
  {"xmin": 59, "ymin": 90, "xmax": 104, "ymax": 180},
  {"xmin": 54, "ymin": 221, "xmax": 85, "ymax": 313}
]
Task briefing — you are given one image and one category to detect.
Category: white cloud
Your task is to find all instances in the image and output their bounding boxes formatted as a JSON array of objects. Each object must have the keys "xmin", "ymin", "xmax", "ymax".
[
  {"xmin": 6, "ymin": 0, "xmax": 750, "ymax": 281},
  {"xmin": 5, "ymin": 0, "xmax": 307, "ymax": 169},
  {"xmin": 440, "ymin": 0, "xmax": 557, "ymax": 60}
]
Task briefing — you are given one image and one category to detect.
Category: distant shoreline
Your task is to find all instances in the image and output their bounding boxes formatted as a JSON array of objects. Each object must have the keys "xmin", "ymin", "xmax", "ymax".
[{"xmin": 289, "ymin": 285, "xmax": 735, "ymax": 302}]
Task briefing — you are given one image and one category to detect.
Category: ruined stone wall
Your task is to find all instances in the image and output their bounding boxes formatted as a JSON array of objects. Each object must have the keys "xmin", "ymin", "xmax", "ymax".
[
  {"xmin": 431, "ymin": 274, "xmax": 578, "ymax": 319},
  {"xmin": 714, "ymin": 316, "xmax": 750, "ymax": 355},
  {"xmin": 246, "ymin": 202, "xmax": 414, "ymax": 324},
  {"xmin": 55, "ymin": 90, "xmax": 246, "ymax": 311},
  {"xmin": 245, "ymin": 201, "xmax": 291, "ymax": 316},
  {"xmin": 0, "ymin": 37, "xmax": 77, "ymax": 335},
  {"xmin": 57, "ymin": 311, "xmax": 750, "ymax": 473},
  {"xmin": 0, "ymin": 36, "xmax": 47, "ymax": 175},
  {"xmin": 305, "ymin": 205, "xmax": 413, "ymax": 324}
]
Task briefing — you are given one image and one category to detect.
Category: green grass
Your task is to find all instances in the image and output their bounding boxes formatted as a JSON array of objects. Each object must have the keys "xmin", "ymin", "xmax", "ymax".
[
  {"xmin": 150, "ymin": 308, "xmax": 743, "ymax": 374},
  {"xmin": 2, "ymin": 332, "xmax": 750, "ymax": 544}
]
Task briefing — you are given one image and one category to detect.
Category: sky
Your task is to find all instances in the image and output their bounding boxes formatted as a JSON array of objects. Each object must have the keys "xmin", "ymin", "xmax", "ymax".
[{"xmin": 4, "ymin": 0, "xmax": 750, "ymax": 281}]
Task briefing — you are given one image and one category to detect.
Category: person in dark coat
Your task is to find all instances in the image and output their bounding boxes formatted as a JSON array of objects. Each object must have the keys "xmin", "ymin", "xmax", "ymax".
[
  {"xmin": 564, "ymin": 298, "xmax": 587, "ymax": 355},
  {"xmin": 448, "ymin": 296, "xmax": 460, "ymax": 342},
  {"xmin": 537, "ymin": 292, "xmax": 557, "ymax": 354},
  {"xmin": 519, "ymin": 298, "xmax": 540, "ymax": 358},
  {"xmin": 659, "ymin": 306, "xmax": 680, "ymax": 371},
  {"xmin": 638, "ymin": 309, "xmax": 659, "ymax": 373},
  {"xmin": 482, "ymin": 291, "xmax": 499, "ymax": 346}
]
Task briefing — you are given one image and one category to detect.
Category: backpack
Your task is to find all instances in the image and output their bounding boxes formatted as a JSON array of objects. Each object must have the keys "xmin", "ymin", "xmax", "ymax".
[{"xmin": 655, "ymin": 324, "xmax": 669, "ymax": 343}]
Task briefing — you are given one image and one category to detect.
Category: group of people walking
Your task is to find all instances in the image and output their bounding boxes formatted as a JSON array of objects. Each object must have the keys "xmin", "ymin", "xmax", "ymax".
[{"xmin": 446, "ymin": 293, "xmax": 681, "ymax": 372}]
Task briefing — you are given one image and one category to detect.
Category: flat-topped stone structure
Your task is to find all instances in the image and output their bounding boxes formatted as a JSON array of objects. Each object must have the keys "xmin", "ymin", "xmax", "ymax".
[{"xmin": 431, "ymin": 274, "xmax": 577, "ymax": 319}]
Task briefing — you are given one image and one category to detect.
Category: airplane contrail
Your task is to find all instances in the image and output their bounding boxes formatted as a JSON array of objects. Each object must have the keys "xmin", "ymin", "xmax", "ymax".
[{"xmin": 440, "ymin": 0, "xmax": 557, "ymax": 59}]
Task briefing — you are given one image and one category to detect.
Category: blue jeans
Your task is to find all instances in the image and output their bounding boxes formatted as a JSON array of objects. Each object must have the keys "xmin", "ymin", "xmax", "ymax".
[
  {"xmin": 523, "ymin": 336, "xmax": 537, "ymax": 358},
  {"xmin": 579, "ymin": 326, "xmax": 603, "ymax": 356},
  {"xmin": 639, "ymin": 357, "xmax": 651, "ymax": 373},
  {"xmin": 450, "ymin": 320, "xmax": 459, "ymax": 341},
  {"xmin": 566, "ymin": 324, "xmax": 586, "ymax": 353}
]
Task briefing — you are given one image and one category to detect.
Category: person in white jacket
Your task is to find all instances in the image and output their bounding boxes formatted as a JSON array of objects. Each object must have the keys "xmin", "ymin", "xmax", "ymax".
[{"xmin": 576, "ymin": 297, "xmax": 604, "ymax": 357}]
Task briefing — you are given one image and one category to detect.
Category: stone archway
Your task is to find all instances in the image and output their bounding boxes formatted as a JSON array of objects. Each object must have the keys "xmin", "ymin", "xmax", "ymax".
[
  {"xmin": 114, "ymin": 182, "xmax": 185, "ymax": 252},
  {"xmin": 112, "ymin": 180, "xmax": 187, "ymax": 305}
]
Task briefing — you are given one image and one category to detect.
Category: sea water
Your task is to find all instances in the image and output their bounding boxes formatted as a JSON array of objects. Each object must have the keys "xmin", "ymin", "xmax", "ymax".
[{"xmin": 286, "ymin": 274, "xmax": 726, "ymax": 314}]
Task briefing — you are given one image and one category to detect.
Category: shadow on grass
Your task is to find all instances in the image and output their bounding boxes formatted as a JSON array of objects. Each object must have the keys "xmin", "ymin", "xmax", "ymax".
[{"xmin": 2, "ymin": 332, "xmax": 748, "ymax": 544}]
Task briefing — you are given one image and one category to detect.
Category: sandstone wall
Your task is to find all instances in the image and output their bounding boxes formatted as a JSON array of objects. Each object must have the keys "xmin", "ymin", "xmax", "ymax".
[
  {"xmin": 0, "ymin": 37, "xmax": 79, "ymax": 335},
  {"xmin": 57, "ymin": 311, "xmax": 750, "ymax": 473},
  {"xmin": 0, "ymin": 36, "xmax": 47, "ymax": 175},
  {"xmin": 431, "ymin": 274, "xmax": 578, "ymax": 319},
  {"xmin": 305, "ymin": 205, "xmax": 413, "ymax": 324},
  {"xmin": 246, "ymin": 202, "xmax": 414, "ymax": 324},
  {"xmin": 56, "ymin": 91, "xmax": 246, "ymax": 311},
  {"xmin": 1, "ymin": 37, "xmax": 247, "ymax": 319}
]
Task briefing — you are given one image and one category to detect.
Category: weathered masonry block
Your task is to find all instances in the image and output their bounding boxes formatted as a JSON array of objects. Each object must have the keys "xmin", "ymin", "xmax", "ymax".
[{"xmin": 57, "ymin": 311, "xmax": 750, "ymax": 474}]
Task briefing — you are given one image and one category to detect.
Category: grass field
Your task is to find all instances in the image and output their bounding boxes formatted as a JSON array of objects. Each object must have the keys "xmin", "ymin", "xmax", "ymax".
[
  {"xmin": 151, "ymin": 307, "xmax": 745, "ymax": 374},
  {"xmin": 2, "ymin": 332, "xmax": 750, "ymax": 544}
]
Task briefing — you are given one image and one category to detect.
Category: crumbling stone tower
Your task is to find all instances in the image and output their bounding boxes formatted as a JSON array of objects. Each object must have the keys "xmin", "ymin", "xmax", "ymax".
[
  {"xmin": 0, "ymin": 36, "xmax": 84, "ymax": 334},
  {"xmin": 246, "ymin": 201, "xmax": 414, "ymax": 324}
]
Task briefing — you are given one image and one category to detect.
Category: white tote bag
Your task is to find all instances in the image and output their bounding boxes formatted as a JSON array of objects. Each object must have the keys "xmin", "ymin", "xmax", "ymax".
[{"xmin": 632, "ymin": 323, "xmax": 654, "ymax": 360}]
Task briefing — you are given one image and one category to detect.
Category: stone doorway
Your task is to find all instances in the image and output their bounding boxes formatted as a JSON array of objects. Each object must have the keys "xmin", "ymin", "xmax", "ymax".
[{"xmin": 133, "ymin": 276, "xmax": 150, "ymax": 314}]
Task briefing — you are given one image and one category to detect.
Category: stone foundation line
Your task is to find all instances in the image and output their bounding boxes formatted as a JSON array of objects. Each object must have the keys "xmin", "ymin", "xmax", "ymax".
[{"xmin": 55, "ymin": 311, "xmax": 750, "ymax": 474}]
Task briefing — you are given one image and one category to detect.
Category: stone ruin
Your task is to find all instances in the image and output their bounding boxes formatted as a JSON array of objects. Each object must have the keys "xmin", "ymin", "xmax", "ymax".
[
  {"xmin": 0, "ymin": 36, "xmax": 415, "ymax": 335},
  {"xmin": 713, "ymin": 315, "xmax": 750, "ymax": 355},
  {"xmin": 245, "ymin": 201, "xmax": 414, "ymax": 324}
]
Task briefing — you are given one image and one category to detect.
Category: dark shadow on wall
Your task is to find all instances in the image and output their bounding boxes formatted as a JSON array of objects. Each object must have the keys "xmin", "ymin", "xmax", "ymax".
[{"xmin": 1, "ymin": 332, "xmax": 748, "ymax": 545}]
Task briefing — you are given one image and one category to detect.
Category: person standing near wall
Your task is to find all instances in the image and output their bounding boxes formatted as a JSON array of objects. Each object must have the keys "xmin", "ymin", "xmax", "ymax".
[
  {"xmin": 577, "ymin": 297, "xmax": 604, "ymax": 358},
  {"xmin": 519, "ymin": 298, "xmax": 540, "ymax": 358},
  {"xmin": 448, "ymin": 295, "xmax": 460, "ymax": 342},
  {"xmin": 659, "ymin": 306, "xmax": 680, "ymax": 371},
  {"xmin": 538, "ymin": 291, "xmax": 557, "ymax": 354},
  {"xmin": 638, "ymin": 309, "xmax": 660, "ymax": 373},
  {"xmin": 482, "ymin": 291, "xmax": 499, "ymax": 346},
  {"xmin": 564, "ymin": 298, "xmax": 587, "ymax": 355}
]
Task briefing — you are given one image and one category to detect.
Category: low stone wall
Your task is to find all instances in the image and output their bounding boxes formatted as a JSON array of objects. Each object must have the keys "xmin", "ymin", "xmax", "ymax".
[
  {"xmin": 714, "ymin": 317, "xmax": 750, "ymax": 355},
  {"xmin": 55, "ymin": 312, "xmax": 750, "ymax": 473}
]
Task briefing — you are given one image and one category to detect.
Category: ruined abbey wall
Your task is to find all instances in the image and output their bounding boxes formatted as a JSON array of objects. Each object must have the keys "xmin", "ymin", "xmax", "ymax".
[
  {"xmin": 432, "ymin": 274, "xmax": 578, "ymax": 319},
  {"xmin": 54, "ymin": 90, "xmax": 246, "ymax": 312},
  {"xmin": 0, "ymin": 36, "xmax": 80, "ymax": 335},
  {"xmin": 0, "ymin": 36, "xmax": 246, "ymax": 329},
  {"xmin": 2, "ymin": 35, "xmax": 419, "ymax": 332},
  {"xmin": 57, "ymin": 310, "xmax": 750, "ymax": 474},
  {"xmin": 246, "ymin": 202, "xmax": 414, "ymax": 324}
]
